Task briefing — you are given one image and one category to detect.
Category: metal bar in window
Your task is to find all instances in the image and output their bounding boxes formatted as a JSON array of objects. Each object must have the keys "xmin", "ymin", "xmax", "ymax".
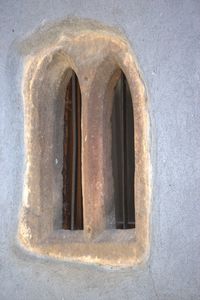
[
  {"xmin": 121, "ymin": 72, "xmax": 128, "ymax": 229},
  {"xmin": 116, "ymin": 221, "xmax": 135, "ymax": 225},
  {"xmin": 76, "ymin": 75, "xmax": 83, "ymax": 229},
  {"xmin": 71, "ymin": 73, "xmax": 77, "ymax": 230}
]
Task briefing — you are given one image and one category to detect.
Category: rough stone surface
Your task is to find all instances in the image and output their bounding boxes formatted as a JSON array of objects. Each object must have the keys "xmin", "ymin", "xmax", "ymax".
[
  {"xmin": 0, "ymin": 0, "xmax": 200, "ymax": 299},
  {"xmin": 17, "ymin": 20, "xmax": 150, "ymax": 267}
]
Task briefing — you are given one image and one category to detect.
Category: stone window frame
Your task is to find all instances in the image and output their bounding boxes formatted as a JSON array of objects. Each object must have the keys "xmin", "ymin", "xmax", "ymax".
[{"xmin": 18, "ymin": 20, "xmax": 151, "ymax": 267}]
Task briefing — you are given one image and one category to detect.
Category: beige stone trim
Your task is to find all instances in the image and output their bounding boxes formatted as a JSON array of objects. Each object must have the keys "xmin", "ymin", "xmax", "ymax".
[{"xmin": 18, "ymin": 19, "xmax": 151, "ymax": 267}]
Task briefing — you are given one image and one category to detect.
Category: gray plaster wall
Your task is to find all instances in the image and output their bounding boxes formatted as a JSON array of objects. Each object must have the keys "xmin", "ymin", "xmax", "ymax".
[{"xmin": 0, "ymin": 0, "xmax": 200, "ymax": 299}]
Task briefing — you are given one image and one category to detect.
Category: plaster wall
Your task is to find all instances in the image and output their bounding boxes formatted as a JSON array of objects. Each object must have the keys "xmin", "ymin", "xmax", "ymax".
[{"xmin": 0, "ymin": 0, "xmax": 200, "ymax": 299}]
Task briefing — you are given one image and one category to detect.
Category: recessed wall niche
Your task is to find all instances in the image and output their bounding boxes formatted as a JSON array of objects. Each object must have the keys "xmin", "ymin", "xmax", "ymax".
[{"xmin": 18, "ymin": 19, "xmax": 151, "ymax": 267}]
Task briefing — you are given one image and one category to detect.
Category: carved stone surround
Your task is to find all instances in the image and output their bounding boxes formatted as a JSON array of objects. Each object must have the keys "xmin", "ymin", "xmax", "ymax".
[{"xmin": 18, "ymin": 19, "xmax": 151, "ymax": 267}]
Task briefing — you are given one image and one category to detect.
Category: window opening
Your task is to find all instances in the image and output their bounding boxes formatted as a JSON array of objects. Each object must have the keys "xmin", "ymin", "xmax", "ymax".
[
  {"xmin": 112, "ymin": 71, "xmax": 135, "ymax": 229},
  {"xmin": 19, "ymin": 22, "xmax": 150, "ymax": 266},
  {"xmin": 62, "ymin": 71, "xmax": 83, "ymax": 230}
]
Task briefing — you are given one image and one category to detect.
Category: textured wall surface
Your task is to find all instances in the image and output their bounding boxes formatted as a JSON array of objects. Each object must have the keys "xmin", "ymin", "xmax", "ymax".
[{"xmin": 0, "ymin": 1, "xmax": 200, "ymax": 299}]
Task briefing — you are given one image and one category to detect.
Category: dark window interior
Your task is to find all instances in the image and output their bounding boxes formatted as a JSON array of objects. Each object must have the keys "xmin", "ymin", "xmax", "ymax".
[
  {"xmin": 111, "ymin": 71, "xmax": 135, "ymax": 229},
  {"xmin": 62, "ymin": 71, "xmax": 83, "ymax": 230},
  {"xmin": 62, "ymin": 70, "xmax": 135, "ymax": 231}
]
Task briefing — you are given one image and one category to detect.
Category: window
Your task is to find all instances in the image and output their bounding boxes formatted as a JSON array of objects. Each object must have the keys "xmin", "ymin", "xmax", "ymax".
[
  {"xmin": 18, "ymin": 20, "xmax": 150, "ymax": 267},
  {"xmin": 112, "ymin": 71, "xmax": 135, "ymax": 229},
  {"xmin": 62, "ymin": 71, "xmax": 83, "ymax": 230},
  {"xmin": 62, "ymin": 70, "xmax": 135, "ymax": 232}
]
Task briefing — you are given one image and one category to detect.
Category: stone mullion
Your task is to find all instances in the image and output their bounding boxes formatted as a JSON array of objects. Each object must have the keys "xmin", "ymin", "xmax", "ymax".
[{"xmin": 80, "ymin": 69, "xmax": 106, "ymax": 239}]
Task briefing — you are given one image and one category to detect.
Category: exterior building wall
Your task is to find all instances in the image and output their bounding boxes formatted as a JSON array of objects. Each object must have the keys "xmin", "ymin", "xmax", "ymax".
[{"xmin": 0, "ymin": 1, "xmax": 200, "ymax": 299}]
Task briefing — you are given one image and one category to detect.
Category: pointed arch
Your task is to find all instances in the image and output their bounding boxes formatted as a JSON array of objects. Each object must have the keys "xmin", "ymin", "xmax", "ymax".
[
  {"xmin": 62, "ymin": 70, "xmax": 83, "ymax": 230},
  {"xmin": 112, "ymin": 70, "xmax": 135, "ymax": 229}
]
